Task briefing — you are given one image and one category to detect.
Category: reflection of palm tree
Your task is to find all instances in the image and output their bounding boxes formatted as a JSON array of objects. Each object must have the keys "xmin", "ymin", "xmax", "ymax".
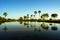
[
  {"xmin": 3, "ymin": 27, "xmax": 8, "ymax": 31},
  {"xmin": 51, "ymin": 23, "xmax": 58, "ymax": 31},
  {"xmin": 49, "ymin": 23, "xmax": 52, "ymax": 26},
  {"xmin": 24, "ymin": 22, "xmax": 29, "ymax": 26},
  {"xmin": 27, "ymin": 25, "xmax": 29, "ymax": 28},
  {"xmin": 0, "ymin": 22, "xmax": 3, "ymax": 25},
  {"xmin": 41, "ymin": 23, "xmax": 49, "ymax": 30},
  {"xmin": 3, "ymin": 24, "xmax": 8, "ymax": 31},
  {"xmin": 51, "ymin": 26, "xmax": 58, "ymax": 31},
  {"xmin": 31, "ymin": 25, "xmax": 33, "ymax": 27},
  {"xmin": 34, "ymin": 28, "xmax": 37, "ymax": 31},
  {"xmin": 38, "ymin": 29, "xmax": 41, "ymax": 32},
  {"xmin": 24, "ymin": 22, "xmax": 27, "ymax": 26},
  {"xmin": 19, "ymin": 21, "xmax": 23, "ymax": 24}
]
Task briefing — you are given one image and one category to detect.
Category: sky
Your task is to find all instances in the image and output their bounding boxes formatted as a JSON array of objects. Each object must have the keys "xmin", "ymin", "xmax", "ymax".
[{"xmin": 0, "ymin": 0, "xmax": 60, "ymax": 19}]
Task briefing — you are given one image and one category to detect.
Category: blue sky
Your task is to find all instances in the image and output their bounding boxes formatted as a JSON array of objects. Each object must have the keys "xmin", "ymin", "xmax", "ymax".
[{"xmin": 0, "ymin": 0, "xmax": 60, "ymax": 19}]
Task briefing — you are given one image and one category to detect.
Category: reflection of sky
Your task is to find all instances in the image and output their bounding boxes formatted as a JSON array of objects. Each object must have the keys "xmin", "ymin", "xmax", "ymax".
[
  {"xmin": 0, "ymin": 22, "xmax": 60, "ymax": 39},
  {"xmin": 0, "ymin": 22, "xmax": 60, "ymax": 32},
  {"xmin": 0, "ymin": 0, "xmax": 60, "ymax": 19}
]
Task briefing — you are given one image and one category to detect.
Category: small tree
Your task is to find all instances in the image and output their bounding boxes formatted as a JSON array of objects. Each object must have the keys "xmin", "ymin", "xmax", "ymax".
[{"xmin": 41, "ymin": 13, "xmax": 49, "ymax": 20}]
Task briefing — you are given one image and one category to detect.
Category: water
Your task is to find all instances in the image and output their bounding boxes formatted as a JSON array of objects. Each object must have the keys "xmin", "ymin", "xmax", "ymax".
[{"xmin": 0, "ymin": 22, "xmax": 60, "ymax": 40}]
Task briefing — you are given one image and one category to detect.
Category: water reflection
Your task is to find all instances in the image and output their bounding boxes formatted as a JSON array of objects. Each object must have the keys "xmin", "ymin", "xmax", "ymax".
[
  {"xmin": 0, "ymin": 21, "xmax": 59, "ymax": 32},
  {"xmin": 49, "ymin": 23, "xmax": 52, "ymax": 26},
  {"xmin": 19, "ymin": 21, "xmax": 23, "ymax": 24},
  {"xmin": 3, "ymin": 26, "xmax": 8, "ymax": 31},
  {"xmin": 0, "ymin": 21, "xmax": 59, "ymax": 40},
  {"xmin": 0, "ymin": 21, "xmax": 5, "ymax": 25},
  {"xmin": 41, "ymin": 22, "xmax": 49, "ymax": 30},
  {"xmin": 51, "ymin": 23, "xmax": 58, "ymax": 31},
  {"xmin": 3, "ymin": 23, "xmax": 8, "ymax": 31},
  {"xmin": 23, "ymin": 22, "xmax": 29, "ymax": 26},
  {"xmin": 51, "ymin": 26, "xmax": 58, "ymax": 31}
]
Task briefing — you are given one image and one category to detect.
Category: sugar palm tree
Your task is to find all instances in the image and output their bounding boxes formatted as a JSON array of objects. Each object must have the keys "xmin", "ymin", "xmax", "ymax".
[
  {"xmin": 19, "ymin": 17, "xmax": 23, "ymax": 20},
  {"xmin": 34, "ymin": 11, "xmax": 37, "ymax": 19},
  {"xmin": 51, "ymin": 13, "xmax": 58, "ymax": 20},
  {"xmin": 3, "ymin": 12, "xmax": 8, "ymax": 18},
  {"xmin": 38, "ymin": 10, "xmax": 41, "ymax": 18},
  {"xmin": 27, "ymin": 14, "xmax": 29, "ymax": 19},
  {"xmin": 23, "ymin": 16, "xmax": 27, "ymax": 20},
  {"xmin": 3, "ymin": 12, "xmax": 8, "ymax": 31},
  {"xmin": 30, "ymin": 14, "xmax": 33, "ymax": 19}
]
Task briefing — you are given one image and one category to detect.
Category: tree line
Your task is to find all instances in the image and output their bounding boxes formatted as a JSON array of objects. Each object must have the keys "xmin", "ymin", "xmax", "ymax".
[{"xmin": 0, "ymin": 10, "xmax": 58, "ymax": 21}]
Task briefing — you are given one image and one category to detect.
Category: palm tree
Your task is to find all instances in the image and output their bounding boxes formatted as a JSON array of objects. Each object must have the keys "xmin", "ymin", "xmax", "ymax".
[
  {"xmin": 33, "ymin": 15, "xmax": 35, "ymax": 19},
  {"xmin": 30, "ymin": 14, "xmax": 33, "ymax": 19},
  {"xmin": 27, "ymin": 14, "xmax": 29, "ymax": 19},
  {"xmin": 3, "ymin": 12, "xmax": 8, "ymax": 18},
  {"xmin": 34, "ymin": 11, "xmax": 37, "ymax": 19},
  {"xmin": 38, "ymin": 10, "xmax": 41, "ymax": 18},
  {"xmin": 23, "ymin": 16, "xmax": 27, "ymax": 20},
  {"xmin": 19, "ymin": 17, "xmax": 23, "ymax": 20},
  {"xmin": 51, "ymin": 13, "xmax": 58, "ymax": 20}
]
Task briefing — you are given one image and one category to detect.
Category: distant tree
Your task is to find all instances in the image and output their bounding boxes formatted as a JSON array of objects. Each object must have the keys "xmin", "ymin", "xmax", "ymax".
[
  {"xmin": 19, "ymin": 17, "xmax": 23, "ymax": 20},
  {"xmin": 34, "ymin": 11, "xmax": 37, "ymax": 19},
  {"xmin": 0, "ymin": 16, "xmax": 2, "ymax": 20},
  {"xmin": 3, "ymin": 12, "xmax": 8, "ymax": 18},
  {"xmin": 51, "ymin": 13, "xmax": 58, "ymax": 20},
  {"xmin": 27, "ymin": 14, "xmax": 29, "ymax": 19},
  {"xmin": 34, "ymin": 15, "xmax": 35, "ymax": 19},
  {"xmin": 30, "ymin": 14, "xmax": 33, "ymax": 19},
  {"xmin": 38, "ymin": 10, "xmax": 41, "ymax": 18},
  {"xmin": 23, "ymin": 16, "xmax": 27, "ymax": 20},
  {"xmin": 41, "ymin": 13, "xmax": 49, "ymax": 20}
]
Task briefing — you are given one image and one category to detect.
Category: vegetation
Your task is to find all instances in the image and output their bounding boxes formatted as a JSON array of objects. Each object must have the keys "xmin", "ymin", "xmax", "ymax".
[
  {"xmin": 51, "ymin": 13, "xmax": 58, "ymax": 20},
  {"xmin": 0, "ymin": 10, "xmax": 60, "ymax": 23}
]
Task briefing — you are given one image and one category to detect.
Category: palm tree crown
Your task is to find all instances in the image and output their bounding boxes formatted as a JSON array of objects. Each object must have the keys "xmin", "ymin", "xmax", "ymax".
[
  {"xmin": 3, "ymin": 12, "xmax": 8, "ymax": 17},
  {"xmin": 34, "ymin": 11, "xmax": 37, "ymax": 15},
  {"xmin": 51, "ymin": 13, "xmax": 58, "ymax": 18},
  {"xmin": 38, "ymin": 10, "xmax": 41, "ymax": 14}
]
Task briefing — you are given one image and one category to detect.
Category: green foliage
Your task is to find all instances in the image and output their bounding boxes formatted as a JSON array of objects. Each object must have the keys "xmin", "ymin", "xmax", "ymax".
[
  {"xmin": 41, "ymin": 13, "xmax": 49, "ymax": 20},
  {"xmin": 3, "ymin": 12, "xmax": 8, "ymax": 17},
  {"xmin": 34, "ymin": 11, "xmax": 37, "ymax": 15},
  {"xmin": 38, "ymin": 10, "xmax": 41, "ymax": 14},
  {"xmin": 42, "ymin": 13, "xmax": 49, "ymax": 17},
  {"xmin": 51, "ymin": 13, "xmax": 58, "ymax": 18}
]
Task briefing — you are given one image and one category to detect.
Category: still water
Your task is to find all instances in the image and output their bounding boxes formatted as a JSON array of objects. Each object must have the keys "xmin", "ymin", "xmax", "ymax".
[{"xmin": 0, "ymin": 22, "xmax": 60, "ymax": 40}]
